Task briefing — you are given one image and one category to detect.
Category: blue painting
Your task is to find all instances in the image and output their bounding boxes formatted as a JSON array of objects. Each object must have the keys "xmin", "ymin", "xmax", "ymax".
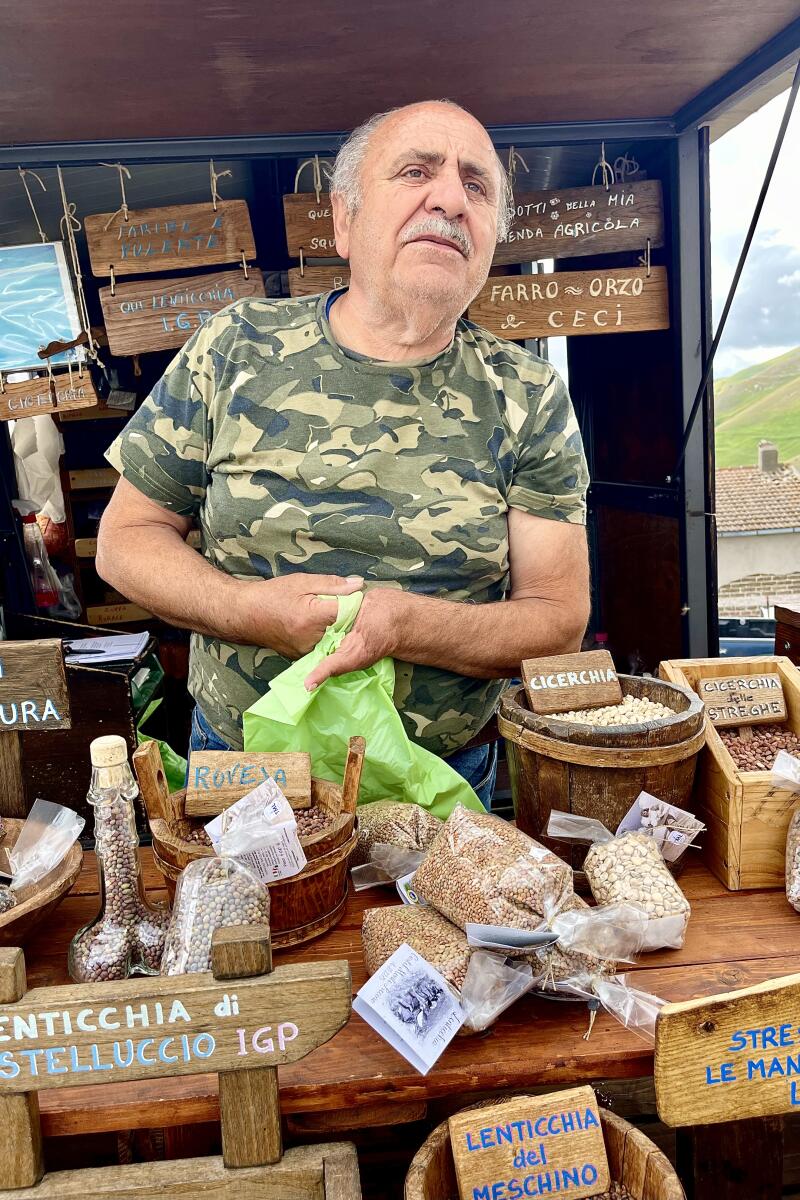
[{"xmin": 0, "ymin": 242, "xmax": 83, "ymax": 372}]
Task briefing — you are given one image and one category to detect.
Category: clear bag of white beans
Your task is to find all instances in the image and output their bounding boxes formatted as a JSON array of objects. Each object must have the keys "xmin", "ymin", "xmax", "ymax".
[
  {"xmin": 774, "ymin": 752, "xmax": 800, "ymax": 913},
  {"xmin": 547, "ymin": 811, "xmax": 690, "ymax": 950}
]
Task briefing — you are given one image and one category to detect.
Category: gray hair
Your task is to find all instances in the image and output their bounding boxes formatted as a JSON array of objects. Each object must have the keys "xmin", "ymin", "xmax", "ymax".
[{"xmin": 330, "ymin": 101, "xmax": 514, "ymax": 242}]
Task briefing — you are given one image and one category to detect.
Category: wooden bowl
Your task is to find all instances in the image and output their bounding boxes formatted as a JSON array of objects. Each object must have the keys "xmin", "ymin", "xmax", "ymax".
[{"xmin": 0, "ymin": 819, "xmax": 83, "ymax": 946}]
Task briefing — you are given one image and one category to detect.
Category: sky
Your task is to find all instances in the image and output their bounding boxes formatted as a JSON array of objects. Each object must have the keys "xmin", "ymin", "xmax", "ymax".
[{"xmin": 711, "ymin": 87, "xmax": 800, "ymax": 377}]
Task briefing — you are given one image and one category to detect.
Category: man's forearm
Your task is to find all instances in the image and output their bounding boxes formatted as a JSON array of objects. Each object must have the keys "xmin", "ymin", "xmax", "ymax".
[
  {"xmin": 391, "ymin": 591, "xmax": 587, "ymax": 678},
  {"xmin": 96, "ymin": 525, "xmax": 251, "ymax": 641}
]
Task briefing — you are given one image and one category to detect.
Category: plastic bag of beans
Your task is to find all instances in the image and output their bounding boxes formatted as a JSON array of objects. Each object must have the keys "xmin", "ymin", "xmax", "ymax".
[
  {"xmin": 547, "ymin": 812, "xmax": 690, "ymax": 950},
  {"xmin": 352, "ymin": 801, "xmax": 443, "ymax": 867},
  {"xmin": 774, "ymin": 752, "xmax": 800, "ymax": 912},
  {"xmin": 161, "ymin": 857, "xmax": 270, "ymax": 976},
  {"xmin": 412, "ymin": 805, "xmax": 573, "ymax": 932}
]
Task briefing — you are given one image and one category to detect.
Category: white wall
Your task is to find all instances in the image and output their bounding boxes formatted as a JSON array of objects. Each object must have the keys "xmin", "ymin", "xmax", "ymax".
[{"xmin": 717, "ymin": 530, "xmax": 800, "ymax": 586}]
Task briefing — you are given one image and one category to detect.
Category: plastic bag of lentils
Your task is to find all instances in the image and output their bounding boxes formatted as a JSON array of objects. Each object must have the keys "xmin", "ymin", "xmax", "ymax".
[
  {"xmin": 161, "ymin": 857, "xmax": 270, "ymax": 975},
  {"xmin": 547, "ymin": 812, "xmax": 690, "ymax": 950},
  {"xmin": 352, "ymin": 801, "xmax": 443, "ymax": 867},
  {"xmin": 412, "ymin": 805, "xmax": 573, "ymax": 932}
]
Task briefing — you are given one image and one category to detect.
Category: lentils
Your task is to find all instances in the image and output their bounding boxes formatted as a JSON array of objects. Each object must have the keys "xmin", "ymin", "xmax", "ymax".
[
  {"xmin": 584, "ymin": 831, "xmax": 690, "ymax": 949},
  {"xmin": 353, "ymin": 801, "xmax": 442, "ymax": 867},
  {"xmin": 0, "ymin": 885, "xmax": 16, "ymax": 915},
  {"xmin": 720, "ymin": 724, "xmax": 800, "ymax": 771},
  {"xmin": 70, "ymin": 793, "xmax": 170, "ymax": 982},
  {"xmin": 589, "ymin": 1186, "xmax": 635, "ymax": 1200},
  {"xmin": 412, "ymin": 806, "xmax": 573, "ymax": 932},
  {"xmin": 161, "ymin": 857, "xmax": 270, "ymax": 975},
  {"xmin": 362, "ymin": 905, "xmax": 472, "ymax": 992},
  {"xmin": 184, "ymin": 825, "xmax": 212, "ymax": 846},
  {"xmin": 549, "ymin": 694, "xmax": 673, "ymax": 726}
]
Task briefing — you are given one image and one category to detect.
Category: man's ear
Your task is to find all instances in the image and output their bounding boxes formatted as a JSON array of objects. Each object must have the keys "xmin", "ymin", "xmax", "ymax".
[{"xmin": 330, "ymin": 192, "xmax": 352, "ymax": 261}]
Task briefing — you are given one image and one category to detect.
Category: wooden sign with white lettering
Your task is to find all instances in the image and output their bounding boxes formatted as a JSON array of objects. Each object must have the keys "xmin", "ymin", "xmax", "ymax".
[
  {"xmin": 0, "ymin": 374, "xmax": 97, "ymax": 423},
  {"xmin": 655, "ymin": 971, "xmax": 800, "ymax": 1126},
  {"xmin": 469, "ymin": 266, "xmax": 669, "ymax": 340},
  {"xmin": 448, "ymin": 1087, "xmax": 609, "ymax": 1200},
  {"xmin": 98, "ymin": 268, "xmax": 266, "ymax": 356},
  {"xmin": 287, "ymin": 265, "xmax": 350, "ymax": 297},
  {"xmin": 283, "ymin": 193, "xmax": 338, "ymax": 257},
  {"xmin": 493, "ymin": 180, "xmax": 664, "ymax": 265},
  {"xmin": 697, "ymin": 673, "xmax": 787, "ymax": 727},
  {"xmin": 521, "ymin": 651, "xmax": 622, "ymax": 716},
  {"xmin": 185, "ymin": 751, "xmax": 312, "ymax": 816},
  {"xmin": 84, "ymin": 200, "xmax": 256, "ymax": 278},
  {"xmin": 0, "ymin": 640, "xmax": 70, "ymax": 734}
]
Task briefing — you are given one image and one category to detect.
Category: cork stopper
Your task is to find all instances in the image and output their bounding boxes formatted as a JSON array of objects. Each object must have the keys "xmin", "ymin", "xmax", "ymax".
[{"xmin": 90, "ymin": 735, "xmax": 128, "ymax": 768}]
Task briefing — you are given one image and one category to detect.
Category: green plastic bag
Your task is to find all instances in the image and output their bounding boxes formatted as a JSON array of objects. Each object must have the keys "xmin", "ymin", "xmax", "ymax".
[
  {"xmin": 136, "ymin": 697, "xmax": 187, "ymax": 794},
  {"xmin": 243, "ymin": 593, "xmax": 484, "ymax": 819}
]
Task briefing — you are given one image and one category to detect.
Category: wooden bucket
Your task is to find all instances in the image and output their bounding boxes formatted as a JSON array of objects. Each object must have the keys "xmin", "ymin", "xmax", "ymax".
[
  {"xmin": 498, "ymin": 675, "xmax": 705, "ymax": 872},
  {"xmin": 0, "ymin": 819, "xmax": 83, "ymax": 946},
  {"xmin": 405, "ymin": 1106, "xmax": 685, "ymax": 1200}
]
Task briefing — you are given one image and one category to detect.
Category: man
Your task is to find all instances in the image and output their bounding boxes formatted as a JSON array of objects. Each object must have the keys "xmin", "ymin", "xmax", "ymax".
[{"xmin": 98, "ymin": 100, "xmax": 590, "ymax": 807}]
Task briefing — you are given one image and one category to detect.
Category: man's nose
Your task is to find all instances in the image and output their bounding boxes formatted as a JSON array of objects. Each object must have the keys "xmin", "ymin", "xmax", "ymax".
[{"xmin": 424, "ymin": 167, "xmax": 467, "ymax": 221}]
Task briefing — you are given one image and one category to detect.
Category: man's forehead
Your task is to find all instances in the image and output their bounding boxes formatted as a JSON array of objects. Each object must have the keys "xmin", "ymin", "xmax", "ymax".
[{"xmin": 372, "ymin": 105, "xmax": 496, "ymax": 169}]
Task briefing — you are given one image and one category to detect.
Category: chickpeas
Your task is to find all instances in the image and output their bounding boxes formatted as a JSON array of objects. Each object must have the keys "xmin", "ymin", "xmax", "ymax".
[{"xmin": 549, "ymin": 695, "xmax": 674, "ymax": 726}]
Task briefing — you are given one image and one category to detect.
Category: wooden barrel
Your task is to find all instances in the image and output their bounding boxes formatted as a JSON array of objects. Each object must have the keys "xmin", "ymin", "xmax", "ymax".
[
  {"xmin": 405, "ymin": 1106, "xmax": 685, "ymax": 1200},
  {"xmin": 152, "ymin": 827, "xmax": 357, "ymax": 949},
  {"xmin": 498, "ymin": 675, "xmax": 705, "ymax": 872}
]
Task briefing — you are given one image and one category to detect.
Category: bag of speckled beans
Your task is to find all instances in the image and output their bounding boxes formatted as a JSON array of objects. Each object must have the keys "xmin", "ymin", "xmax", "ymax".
[
  {"xmin": 546, "ymin": 811, "xmax": 690, "ymax": 950},
  {"xmin": 774, "ymin": 751, "xmax": 800, "ymax": 912},
  {"xmin": 411, "ymin": 804, "xmax": 574, "ymax": 932},
  {"xmin": 350, "ymin": 801, "xmax": 443, "ymax": 889},
  {"xmin": 161, "ymin": 857, "xmax": 270, "ymax": 976}
]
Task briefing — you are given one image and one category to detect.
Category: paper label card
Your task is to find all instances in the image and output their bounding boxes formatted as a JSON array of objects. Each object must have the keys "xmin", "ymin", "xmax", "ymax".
[
  {"xmin": 205, "ymin": 779, "xmax": 307, "ymax": 883},
  {"xmin": 448, "ymin": 1085, "xmax": 610, "ymax": 1200},
  {"xmin": 698, "ymin": 673, "xmax": 786, "ymax": 727},
  {"xmin": 353, "ymin": 943, "xmax": 464, "ymax": 1075}
]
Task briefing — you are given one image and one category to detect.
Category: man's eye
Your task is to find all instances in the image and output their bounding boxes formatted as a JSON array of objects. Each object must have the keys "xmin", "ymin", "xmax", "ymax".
[
  {"xmin": 466, "ymin": 181, "xmax": 486, "ymax": 195},
  {"xmin": 402, "ymin": 168, "xmax": 426, "ymax": 179}
]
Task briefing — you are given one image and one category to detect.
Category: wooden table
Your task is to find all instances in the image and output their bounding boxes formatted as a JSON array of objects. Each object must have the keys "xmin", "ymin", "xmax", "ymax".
[{"xmin": 23, "ymin": 851, "xmax": 800, "ymax": 1195}]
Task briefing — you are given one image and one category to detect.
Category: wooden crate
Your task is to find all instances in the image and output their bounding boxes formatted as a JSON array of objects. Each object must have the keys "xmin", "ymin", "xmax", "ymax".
[{"xmin": 659, "ymin": 655, "xmax": 800, "ymax": 890}]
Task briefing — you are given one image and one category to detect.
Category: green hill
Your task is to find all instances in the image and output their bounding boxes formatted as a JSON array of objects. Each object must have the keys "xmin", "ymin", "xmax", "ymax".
[{"xmin": 715, "ymin": 346, "xmax": 800, "ymax": 468}]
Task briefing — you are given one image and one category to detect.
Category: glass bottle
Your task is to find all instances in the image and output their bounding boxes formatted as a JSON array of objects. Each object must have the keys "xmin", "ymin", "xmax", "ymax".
[
  {"xmin": 20, "ymin": 512, "xmax": 59, "ymax": 609},
  {"xmin": 69, "ymin": 735, "xmax": 170, "ymax": 982}
]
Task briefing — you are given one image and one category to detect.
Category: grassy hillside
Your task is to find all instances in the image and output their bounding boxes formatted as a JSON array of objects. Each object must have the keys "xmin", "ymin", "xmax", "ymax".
[{"xmin": 715, "ymin": 346, "xmax": 800, "ymax": 468}]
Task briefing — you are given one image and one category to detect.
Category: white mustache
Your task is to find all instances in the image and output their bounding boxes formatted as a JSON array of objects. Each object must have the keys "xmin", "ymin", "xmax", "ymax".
[{"xmin": 401, "ymin": 217, "xmax": 472, "ymax": 258}]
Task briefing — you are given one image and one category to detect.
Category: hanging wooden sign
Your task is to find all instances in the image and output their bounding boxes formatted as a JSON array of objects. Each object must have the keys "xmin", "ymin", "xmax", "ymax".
[
  {"xmin": 0, "ymin": 372, "xmax": 97, "ymax": 423},
  {"xmin": 185, "ymin": 750, "xmax": 313, "ymax": 816},
  {"xmin": 521, "ymin": 650, "xmax": 622, "ymax": 716},
  {"xmin": 493, "ymin": 180, "xmax": 664, "ymax": 265},
  {"xmin": 99, "ymin": 268, "xmax": 266, "ymax": 356},
  {"xmin": 84, "ymin": 200, "xmax": 256, "ymax": 278},
  {"xmin": 655, "ymin": 971, "xmax": 800, "ymax": 1126},
  {"xmin": 287, "ymin": 265, "xmax": 350, "ymax": 297},
  {"xmin": 468, "ymin": 266, "xmax": 669, "ymax": 339},
  {"xmin": 283, "ymin": 193, "xmax": 337, "ymax": 257},
  {"xmin": 448, "ymin": 1087, "xmax": 610, "ymax": 1200},
  {"xmin": 0, "ymin": 640, "xmax": 70, "ymax": 734},
  {"xmin": 697, "ymin": 673, "xmax": 787, "ymax": 727}
]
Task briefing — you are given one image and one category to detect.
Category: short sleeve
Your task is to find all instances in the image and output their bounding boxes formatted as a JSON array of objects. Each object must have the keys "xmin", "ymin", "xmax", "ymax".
[
  {"xmin": 105, "ymin": 319, "xmax": 217, "ymax": 516},
  {"xmin": 507, "ymin": 366, "xmax": 589, "ymax": 525}
]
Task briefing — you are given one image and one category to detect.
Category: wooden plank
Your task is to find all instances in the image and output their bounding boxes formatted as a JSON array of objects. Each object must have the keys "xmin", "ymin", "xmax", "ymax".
[
  {"xmin": 0, "ymin": 957, "xmax": 351, "ymax": 1093},
  {"xmin": 99, "ymin": 268, "xmax": 265, "ymax": 357},
  {"xmin": 282, "ymin": 193, "xmax": 336, "ymax": 257},
  {"xmin": 493, "ymin": 180, "xmax": 664, "ymax": 265},
  {"xmin": 0, "ymin": 731, "xmax": 25, "ymax": 817},
  {"xmin": 68, "ymin": 468, "xmax": 119, "ymax": 490},
  {"xmin": 56, "ymin": 405, "xmax": 128, "ymax": 423},
  {"xmin": 84, "ymin": 200, "xmax": 256, "ymax": 278},
  {"xmin": 85, "ymin": 603, "xmax": 152, "ymax": 626},
  {"xmin": 287, "ymin": 265, "xmax": 349, "ymax": 297},
  {"xmin": 74, "ymin": 538, "xmax": 97, "ymax": 558},
  {"xmin": 469, "ymin": 265, "xmax": 669, "ymax": 339},
  {"xmin": 0, "ymin": 949, "xmax": 43, "ymax": 1189},
  {"xmin": 521, "ymin": 650, "xmax": 622, "ymax": 715},
  {"xmin": 0, "ymin": 374, "xmax": 98, "ymax": 423},
  {"xmin": 184, "ymin": 751, "xmax": 312, "ymax": 816},
  {"xmin": 448, "ymin": 1086, "xmax": 609, "ymax": 1200},
  {"xmin": 676, "ymin": 1117, "xmax": 783, "ymax": 1200},
  {"xmin": 0, "ymin": 639, "xmax": 70, "ymax": 733},
  {"xmin": 698, "ymin": 672, "xmax": 786, "ymax": 727},
  {"xmin": 655, "ymin": 972, "xmax": 800, "ymax": 1126}
]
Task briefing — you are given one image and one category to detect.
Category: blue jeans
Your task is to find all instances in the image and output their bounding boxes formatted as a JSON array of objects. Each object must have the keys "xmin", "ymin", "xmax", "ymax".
[{"xmin": 189, "ymin": 705, "xmax": 498, "ymax": 809}]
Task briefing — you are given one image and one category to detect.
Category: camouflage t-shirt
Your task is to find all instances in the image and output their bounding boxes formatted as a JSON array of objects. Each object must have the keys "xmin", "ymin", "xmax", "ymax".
[{"xmin": 106, "ymin": 291, "xmax": 588, "ymax": 756}]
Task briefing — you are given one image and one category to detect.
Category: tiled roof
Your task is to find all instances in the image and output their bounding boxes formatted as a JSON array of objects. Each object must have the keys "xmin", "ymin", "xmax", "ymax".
[{"xmin": 716, "ymin": 464, "xmax": 800, "ymax": 532}]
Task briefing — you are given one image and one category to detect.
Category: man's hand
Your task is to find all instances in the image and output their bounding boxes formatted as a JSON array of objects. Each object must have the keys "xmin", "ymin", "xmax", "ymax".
[
  {"xmin": 304, "ymin": 587, "xmax": 406, "ymax": 690},
  {"xmin": 236, "ymin": 573, "xmax": 365, "ymax": 659}
]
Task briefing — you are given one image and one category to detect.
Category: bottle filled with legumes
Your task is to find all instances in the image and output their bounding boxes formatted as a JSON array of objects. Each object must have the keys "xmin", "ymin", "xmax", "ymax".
[{"xmin": 69, "ymin": 735, "xmax": 170, "ymax": 981}]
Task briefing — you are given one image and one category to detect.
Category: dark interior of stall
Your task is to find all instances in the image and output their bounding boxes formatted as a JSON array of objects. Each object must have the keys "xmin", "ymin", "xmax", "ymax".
[{"xmin": 0, "ymin": 133, "xmax": 693, "ymax": 808}]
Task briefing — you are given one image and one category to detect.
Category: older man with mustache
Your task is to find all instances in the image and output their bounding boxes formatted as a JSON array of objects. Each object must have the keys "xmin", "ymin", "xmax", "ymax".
[{"xmin": 98, "ymin": 100, "xmax": 590, "ymax": 807}]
